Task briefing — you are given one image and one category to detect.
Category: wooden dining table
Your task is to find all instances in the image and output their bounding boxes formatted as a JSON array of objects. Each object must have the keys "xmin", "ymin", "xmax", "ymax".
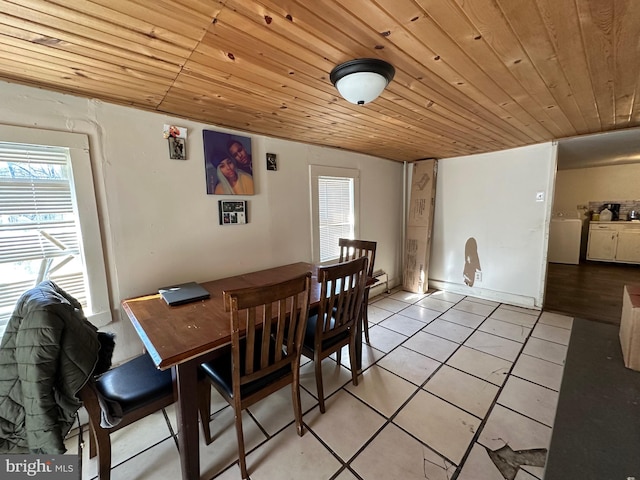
[{"xmin": 122, "ymin": 262, "xmax": 365, "ymax": 480}]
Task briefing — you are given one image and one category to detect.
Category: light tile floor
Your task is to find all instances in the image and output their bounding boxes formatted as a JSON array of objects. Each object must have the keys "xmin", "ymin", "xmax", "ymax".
[{"xmin": 66, "ymin": 288, "xmax": 573, "ymax": 480}]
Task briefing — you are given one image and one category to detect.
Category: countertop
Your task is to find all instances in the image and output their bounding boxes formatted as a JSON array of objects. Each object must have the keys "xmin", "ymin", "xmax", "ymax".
[{"xmin": 590, "ymin": 220, "xmax": 640, "ymax": 224}]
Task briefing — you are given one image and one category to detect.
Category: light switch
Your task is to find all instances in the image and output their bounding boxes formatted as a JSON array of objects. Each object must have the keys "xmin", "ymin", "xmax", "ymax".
[{"xmin": 536, "ymin": 192, "xmax": 544, "ymax": 202}]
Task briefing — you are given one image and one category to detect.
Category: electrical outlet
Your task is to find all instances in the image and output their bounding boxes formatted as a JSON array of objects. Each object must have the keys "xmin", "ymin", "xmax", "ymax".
[{"xmin": 474, "ymin": 271, "xmax": 482, "ymax": 282}]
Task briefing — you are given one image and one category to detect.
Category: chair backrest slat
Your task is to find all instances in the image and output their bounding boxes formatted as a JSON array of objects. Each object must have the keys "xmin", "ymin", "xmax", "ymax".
[
  {"xmin": 260, "ymin": 302, "xmax": 272, "ymax": 369},
  {"xmin": 246, "ymin": 308, "xmax": 257, "ymax": 375},
  {"xmin": 273, "ymin": 298, "xmax": 286, "ymax": 363}
]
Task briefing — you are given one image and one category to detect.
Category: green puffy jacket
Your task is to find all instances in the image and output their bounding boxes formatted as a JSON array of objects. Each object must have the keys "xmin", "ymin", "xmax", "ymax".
[{"xmin": 0, "ymin": 281, "xmax": 100, "ymax": 454}]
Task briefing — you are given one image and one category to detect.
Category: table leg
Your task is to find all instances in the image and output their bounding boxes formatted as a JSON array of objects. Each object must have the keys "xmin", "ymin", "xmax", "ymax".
[{"xmin": 174, "ymin": 360, "xmax": 200, "ymax": 480}]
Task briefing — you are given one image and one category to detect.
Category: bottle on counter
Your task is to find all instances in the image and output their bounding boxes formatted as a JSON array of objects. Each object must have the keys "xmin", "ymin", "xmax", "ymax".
[{"xmin": 599, "ymin": 207, "xmax": 612, "ymax": 222}]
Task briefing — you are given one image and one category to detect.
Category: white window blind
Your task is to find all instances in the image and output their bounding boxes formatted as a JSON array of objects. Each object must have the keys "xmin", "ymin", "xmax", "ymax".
[
  {"xmin": 318, "ymin": 176, "xmax": 354, "ymax": 262},
  {"xmin": 0, "ymin": 142, "xmax": 86, "ymax": 327},
  {"xmin": 310, "ymin": 165, "xmax": 359, "ymax": 264}
]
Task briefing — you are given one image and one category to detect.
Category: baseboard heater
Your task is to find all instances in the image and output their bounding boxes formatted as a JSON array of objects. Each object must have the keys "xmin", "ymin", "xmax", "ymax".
[{"xmin": 371, "ymin": 269, "xmax": 390, "ymax": 294}]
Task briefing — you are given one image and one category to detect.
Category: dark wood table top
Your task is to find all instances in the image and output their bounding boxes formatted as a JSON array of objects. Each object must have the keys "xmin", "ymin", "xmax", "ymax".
[{"xmin": 122, "ymin": 262, "xmax": 318, "ymax": 369}]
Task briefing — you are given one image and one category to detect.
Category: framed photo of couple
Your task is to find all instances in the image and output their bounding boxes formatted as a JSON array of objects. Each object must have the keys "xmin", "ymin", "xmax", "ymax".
[{"xmin": 203, "ymin": 130, "xmax": 254, "ymax": 195}]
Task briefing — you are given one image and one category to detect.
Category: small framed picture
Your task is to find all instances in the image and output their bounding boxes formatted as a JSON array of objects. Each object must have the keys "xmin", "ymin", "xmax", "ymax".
[
  {"xmin": 168, "ymin": 137, "xmax": 186, "ymax": 160},
  {"xmin": 218, "ymin": 200, "xmax": 247, "ymax": 225},
  {"xmin": 266, "ymin": 153, "xmax": 277, "ymax": 171}
]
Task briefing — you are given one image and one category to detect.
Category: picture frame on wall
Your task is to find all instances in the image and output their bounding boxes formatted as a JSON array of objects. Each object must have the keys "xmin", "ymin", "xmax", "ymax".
[
  {"xmin": 218, "ymin": 200, "xmax": 247, "ymax": 225},
  {"xmin": 203, "ymin": 130, "xmax": 254, "ymax": 195},
  {"xmin": 266, "ymin": 153, "xmax": 277, "ymax": 171},
  {"xmin": 168, "ymin": 137, "xmax": 186, "ymax": 160}
]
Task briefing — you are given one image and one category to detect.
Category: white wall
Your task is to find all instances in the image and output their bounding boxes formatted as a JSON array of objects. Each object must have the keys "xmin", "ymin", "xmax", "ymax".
[
  {"xmin": 554, "ymin": 163, "xmax": 640, "ymax": 213},
  {"xmin": 430, "ymin": 143, "xmax": 557, "ymax": 308},
  {"xmin": 0, "ymin": 81, "xmax": 403, "ymax": 362}
]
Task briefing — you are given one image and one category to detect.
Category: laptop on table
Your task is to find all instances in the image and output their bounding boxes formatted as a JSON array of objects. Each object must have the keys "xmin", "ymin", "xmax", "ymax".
[{"xmin": 159, "ymin": 282, "xmax": 210, "ymax": 306}]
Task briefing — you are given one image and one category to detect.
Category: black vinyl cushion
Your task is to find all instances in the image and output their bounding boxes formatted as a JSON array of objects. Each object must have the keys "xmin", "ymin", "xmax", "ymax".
[
  {"xmin": 95, "ymin": 353, "xmax": 173, "ymax": 415},
  {"xmin": 303, "ymin": 313, "xmax": 350, "ymax": 353},
  {"xmin": 200, "ymin": 339, "xmax": 291, "ymax": 398}
]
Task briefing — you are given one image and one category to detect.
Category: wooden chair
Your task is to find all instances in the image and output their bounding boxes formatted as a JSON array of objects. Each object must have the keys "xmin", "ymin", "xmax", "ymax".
[
  {"xmin": 78, "ymin": 353, "xmax": 175, "ymax": 480},
  {"xmin": 197, "ymin": 272, "xmax": 312, "ymax": 480},
  {"xmin": 338, "ymin": 238, "xmax": 377, "ymax": 342},
  {"xmin": 302, "ymin": 256, "xmax": 368, "ymax": 413}
]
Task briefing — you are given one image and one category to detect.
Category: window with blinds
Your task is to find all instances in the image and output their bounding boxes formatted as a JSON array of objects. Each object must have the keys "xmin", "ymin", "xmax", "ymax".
[
  {"xmin": 318, "ymin": 176, "xmax": 354, "ymax": 262},
  {"xmin": 0, "ymin": 142, "xmax": 86, "ymax": 328},
  {"xmin": 310, "ymin": 165, "xmax": 360, "ymax": 264}
]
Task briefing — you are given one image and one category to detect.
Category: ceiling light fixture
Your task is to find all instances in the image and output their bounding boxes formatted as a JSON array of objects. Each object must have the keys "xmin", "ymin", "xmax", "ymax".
[{"xmin": 330, "ymin": 58, "xmax": 395, "ymax": 105}]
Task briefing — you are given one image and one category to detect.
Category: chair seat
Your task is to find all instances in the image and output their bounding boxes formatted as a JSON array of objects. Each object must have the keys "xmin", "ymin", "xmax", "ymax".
[
  {"xmin": 200, "ymin": 340, "xmax": 291, "ymax": 398},
  {"xmin": 303, "ymin": 313, "xmax": 350, "ymax": 353},
  {"xmin": 95, "ymin": 353, "xmax": 173, "ymax": 415}
]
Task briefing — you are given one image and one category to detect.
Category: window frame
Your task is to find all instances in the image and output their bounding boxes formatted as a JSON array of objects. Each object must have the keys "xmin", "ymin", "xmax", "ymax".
[
  {"xmin": 309, "ymin": 165, "xmax": 360, "ymax": 264},
  {"xmin": 0, "ymin": 124, "xmax": 111, "ymax": 327}
]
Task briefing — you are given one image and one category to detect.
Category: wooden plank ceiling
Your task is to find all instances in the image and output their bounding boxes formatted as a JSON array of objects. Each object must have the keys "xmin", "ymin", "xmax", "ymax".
[{"xmin": 0, "ymin": 0, "xmax": 638, "ymax": 162}]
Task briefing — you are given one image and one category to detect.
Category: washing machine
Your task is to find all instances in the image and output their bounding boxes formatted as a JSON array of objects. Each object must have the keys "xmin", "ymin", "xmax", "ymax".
[{"xmin": 548, "ymin": 218, "xmax": 582, "ymax": 264}]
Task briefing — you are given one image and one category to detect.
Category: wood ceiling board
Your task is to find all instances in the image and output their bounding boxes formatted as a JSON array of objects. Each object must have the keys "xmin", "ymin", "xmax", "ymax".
[
  {"xmin": 494, "ymin": 0, "xmax": 590, "ymax": 134},
  {"xmin": 413, "ymin": 0, "xmax": 576, "ymax": 138},
  {"xmin": 81, "ymin": 0, "xmax": 219, "ymax": 41},
  {"xmin": 0, "ymin": 24, "xmax": 182, "ymax": 81},
  {"xmin": 219, "ymin": 0, "xmax": 349, "ymax": 66},
  {"xmin": 0, "ymin": 65, "xmax": 164, "ymax": 107},
  {"xmin": 576, "ymin": 0, "xmax": 616, "ymax": 129},
  {"xmin": 0, "ymin": 1, "xmax": 188, "ymax": 64},
  {"xmin": 533, "ymin": 0, "xmax": 602, "ymax": 132},
  {"xmin": 0, "ymin": 42, "xmax": 171, "ymax": 95},
  {"xmin": 8, "ymin": 0, "xmax": 203, "ymax": 53},
  {"xmin": 612, "ymin": 0, "xmax": 640, "ymax": 126},
  {"xmin": 374, "ymin": 0, "xmax": 567, "ymax": 139},
  {"xmin": 0, "ymin": 21, "xmax": 182, "ymax": 83},
  {"xmin": 0, "ymin": 36, "xmax": 177, "ymax": 88}
]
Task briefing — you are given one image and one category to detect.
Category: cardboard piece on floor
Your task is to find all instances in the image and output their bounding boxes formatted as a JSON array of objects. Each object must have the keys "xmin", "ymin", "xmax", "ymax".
[
  {"xmin": 620, "ymin": 284, "xmax": 640, "ymax": 370},
  {"xmin": 403, "ymin": 159, "xmax": 437, "ymax": 294}
]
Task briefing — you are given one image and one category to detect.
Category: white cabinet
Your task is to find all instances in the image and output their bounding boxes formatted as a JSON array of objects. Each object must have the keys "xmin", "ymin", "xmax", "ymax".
[
  {"xmin": 587, "ymin": 225, "xmax": 617, "ymax": 260},
  {"xmin": 617, "ymin": 229, "xmax": 640, "ymax": 262},
  {"xmin": 587, "ymin": 222, "xmax": 640, "ymax": 264}
]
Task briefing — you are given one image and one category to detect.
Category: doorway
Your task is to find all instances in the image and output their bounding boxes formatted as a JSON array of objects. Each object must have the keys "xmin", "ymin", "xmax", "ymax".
[{"xmin": 544, "ymin": 130, "xmax": 640, "ymax": 324}]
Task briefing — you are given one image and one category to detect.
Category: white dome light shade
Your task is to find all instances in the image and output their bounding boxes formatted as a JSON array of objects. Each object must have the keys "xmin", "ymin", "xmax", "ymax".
[
  {"xmin": 335, "ymin": 72, "xmax": 389, "ymax": 105},
  {"xmin": 330, "ymin": 59, "xmax": 395, "ymax": 105}
]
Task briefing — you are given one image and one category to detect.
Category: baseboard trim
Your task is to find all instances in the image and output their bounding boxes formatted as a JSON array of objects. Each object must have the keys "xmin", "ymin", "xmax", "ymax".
[{"xmin": 429, "ymin": 279, "xmax": 539, "ymax": 309}]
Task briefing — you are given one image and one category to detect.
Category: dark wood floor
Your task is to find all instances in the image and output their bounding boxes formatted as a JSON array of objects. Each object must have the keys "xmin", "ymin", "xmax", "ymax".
[{"xmin": 544, "ymin": 260, "xmax": 640, "ymax": 325}]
